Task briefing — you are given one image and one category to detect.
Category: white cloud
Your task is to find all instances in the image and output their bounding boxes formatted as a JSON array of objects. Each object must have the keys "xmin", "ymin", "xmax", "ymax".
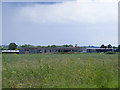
[{"xmin": 19, "ymin": 1, "xmax": 118, "ymax": 24}]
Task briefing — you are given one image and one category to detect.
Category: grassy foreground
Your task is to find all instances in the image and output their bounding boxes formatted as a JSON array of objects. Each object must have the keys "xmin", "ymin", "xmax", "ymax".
[{"xmin": 2, "ymin": 53, "xmax": 118, "ymax": 88}]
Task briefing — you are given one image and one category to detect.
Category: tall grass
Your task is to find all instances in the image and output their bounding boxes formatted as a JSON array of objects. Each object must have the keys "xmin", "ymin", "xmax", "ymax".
[{"xmin": 2, "ymin": 53, "xmax": 118, "ymax": 88}]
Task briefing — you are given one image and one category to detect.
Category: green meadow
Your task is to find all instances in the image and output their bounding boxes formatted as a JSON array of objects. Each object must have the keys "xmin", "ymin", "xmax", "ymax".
[{"xmin": 2, "ymin": 53, "xmax": 118, "ymax": 88}]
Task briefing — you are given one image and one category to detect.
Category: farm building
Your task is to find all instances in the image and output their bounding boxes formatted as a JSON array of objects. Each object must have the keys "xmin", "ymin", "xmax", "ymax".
[
  {"xmin": 19, "ymin": 47, "xmax": 85, "ymax": 54},
  {"xmin": 19, "ymin": 47, "xmax": 117, "ymax": 54},
  {"xmin": 2, "ymin": 50, "xmax": 19, "ymax": 54},
  {"xmin": 1, "ymin": 48, "xmax": 116, "ymax": 54},
  {"xmin": 86, "ymin": 48, "xmax": 114, "ymax": 53}
]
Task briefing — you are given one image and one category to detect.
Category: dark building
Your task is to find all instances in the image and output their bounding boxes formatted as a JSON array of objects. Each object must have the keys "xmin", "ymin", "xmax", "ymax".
[
  {"xmin": 18, "ymin": 47, "xmax": 117, "ymax": 54},
  {"xmin": 86, "ymin": 48, "xmax": 114, "ymax": 53},
  {"xmin": 19, "ymin": 47, "xmax": 84, "ymax": 54}
]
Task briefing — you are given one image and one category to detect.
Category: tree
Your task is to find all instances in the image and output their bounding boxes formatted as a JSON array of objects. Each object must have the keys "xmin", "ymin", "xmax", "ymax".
[
  {"xmin": 100, "ymin": 44, "xmax": 106, "ymax": 48},
  {"xmin": 20, "ymin": 44, "xmax": 35, "ymax": 48},
  {"xmin": 37, "ymin": 45, "xmax": 41, "ymax": 48},
  {"xmin": 8, "ymin": 43, "xmax": 17, "ymax": 50},
  {"xmin": 69, "ymin": 45, "xmax": 73, "ymax": 47},
  {"xmin": 62, "ymin": 45, "xmax": 69, "ymax": 47},
  {"xmin": 41, "ymin": 46, "xmax": 47, "ymax": 48},
  {"xmin": 118, "ymin": 45, "xmax": 120, "ymax": 52},
  {"xmin": 51, "ymin": 45, "xmax": 56, "ymax": 47},
  {"xmin": 1, "ymin": 47, "xmax": 7, "ymax": 50},
  {"xmin": 1, "ymin": 45, "xmax": 8, "ymax": 50},
  {"xmin": 113, "ymin": 46, "xmax": 117, "ymax": 49},
  {"xmin": 47, "ymin": 45, "xmax": 50, "ymax": 47},
  {"xmin": 75, "ymin": 44, "xmax": 77, "ymax": 47},
  {"xmin": 107, "ymin": 44, "xmax": 112, "ymax": 48}
]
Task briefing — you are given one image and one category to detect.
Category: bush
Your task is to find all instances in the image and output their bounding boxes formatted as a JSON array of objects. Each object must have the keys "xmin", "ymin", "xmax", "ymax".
[{"xmin": 105, "ymin": 51, "xmax": 115, "ymax": 54}]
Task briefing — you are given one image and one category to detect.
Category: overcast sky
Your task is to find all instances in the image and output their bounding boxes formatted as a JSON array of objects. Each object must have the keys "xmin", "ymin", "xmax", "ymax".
[{"xmin": 2, "ymin": 0, "xmax": 118, "ymax": 46}]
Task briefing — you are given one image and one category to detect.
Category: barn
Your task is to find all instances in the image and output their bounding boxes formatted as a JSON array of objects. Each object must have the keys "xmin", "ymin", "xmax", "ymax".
[
  {"xmin": 86, "ymin": 48, "xmax": 113, "ymax": 53},
  {"xmin": 19, "ymin": 47, "xmax": 84, "ymax": 54}
]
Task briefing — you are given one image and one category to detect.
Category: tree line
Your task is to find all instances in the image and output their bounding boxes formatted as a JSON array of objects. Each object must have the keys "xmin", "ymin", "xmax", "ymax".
[
  {"xmin": 100, "ymin": 44, "xmax": 115, "ymax": 48},
  {"xmin": 1, "ymin": 43, "xmax": 120, "ymax": 51},
  {"xmin": 1, "ymin": 43, "xmax": 75, "ymax": 50}
]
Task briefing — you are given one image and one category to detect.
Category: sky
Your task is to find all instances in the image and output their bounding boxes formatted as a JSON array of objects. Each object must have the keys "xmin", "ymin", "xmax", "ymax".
[{"xmin": 2, "ymin": 0, "xmax": 118, "ymax": 46}]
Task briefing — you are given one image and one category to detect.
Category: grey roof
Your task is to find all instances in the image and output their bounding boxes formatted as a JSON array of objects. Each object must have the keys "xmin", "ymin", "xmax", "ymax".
[
  {"xmin": 86, "ymin": 48, "xmax": 113, "ymax": 50},
  {"xmin": 20, "ymin": 47, "xmax": 83, "ymax": 50}
]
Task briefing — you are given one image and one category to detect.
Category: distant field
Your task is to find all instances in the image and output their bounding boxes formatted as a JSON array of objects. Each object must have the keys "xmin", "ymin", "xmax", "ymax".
[{"xmin": 2, "ymin": 53, "xmax": 118, "ymax": 88}]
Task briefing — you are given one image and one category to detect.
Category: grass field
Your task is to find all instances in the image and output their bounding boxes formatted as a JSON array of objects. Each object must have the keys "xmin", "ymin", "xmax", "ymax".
[{"xmin": 2, "ymin": 53, "xmax": 118, "ymax": 88}]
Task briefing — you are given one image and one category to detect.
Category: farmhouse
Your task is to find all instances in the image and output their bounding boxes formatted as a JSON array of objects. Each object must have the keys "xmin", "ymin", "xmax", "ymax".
[
  {"xmin": 19, "ymin": 47, "xmax": 84, "ymax": 54},
  {"xmin": 2, "ymin": 50, "xmax": 19, "ymax": 54}
]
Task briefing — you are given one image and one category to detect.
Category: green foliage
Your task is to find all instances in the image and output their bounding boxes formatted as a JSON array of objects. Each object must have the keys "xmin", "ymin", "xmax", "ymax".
[
  {"xmin": 62, "ymin": 45, "xmax": 69, "ymax": 47},
  {"xmin": 37, "ymin": 45, "xmax": 41, "ymax": 48},
  {"xmin": 107, "ymin": 44, "xmax": 112, "ymax": 48},
  {"xmin": 75, "ymin": 44, "xmax": 77, "ymax": 47},
  {"xmin": 1, "ymin": 47, "xmax": 7, "ymax": 50},
  {"xmin": 8, "ymin": 43, "xmax": 17, "ymax": 50},
  {"xmin": 69, "ymin": 45, "xmax": 73, "ymax": 47},
  {"xmin": 113, "ymin": 46, "xmax": 117, "ymax": 49},
  {"xmin": 100, "ymin": 44, "xmax": 106, "ymax": 48},
  {"xmin": 118, "ymin": 45, "xmax": 120, "ymax": 52},
  {"xmin": 62, "ymin": 45, "xmax": 73, "ymax": 47},
  {"xmin": 51, "ymin": 45, "xmax": 56, "ymax": 47},
  {"xmin": 1, "ymin": 45, "xmax": 8, "ymax": 50},
  {"xmin": 2, "ymin": 53, "xmax": 118, "ymax": 88},
  {"xmin": 20, "ymin": 44, "xmax": 35, "ymax": 48},
  {"xmin": 47, "ymin": 45, "xmax": 50, "ymax": 47},
  {"xmin": 100, "ymin": 44, "xmax": 113, "ymax": 48},
  {"xmin": 41, "ymin": 46, "xmax": 46, "ymax": 48},
  {"xmin": 15, "ymin": 48, "xmax": 19, "ymax": 50},
  {"xmin": 105, "ymin": 51, "xmax": 115, "ymax": 54}
]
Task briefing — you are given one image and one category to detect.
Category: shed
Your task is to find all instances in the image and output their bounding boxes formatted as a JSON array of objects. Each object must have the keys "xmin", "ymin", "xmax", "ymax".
[{"xmin": 2, "ymin": 50, "xmax": 19, "ymax": 54}]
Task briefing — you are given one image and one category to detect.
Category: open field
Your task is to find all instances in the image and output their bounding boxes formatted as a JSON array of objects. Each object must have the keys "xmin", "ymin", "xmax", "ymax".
[{"xmin": 2, "ymin": 53, "xmax": 118, "ymax": 88}]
